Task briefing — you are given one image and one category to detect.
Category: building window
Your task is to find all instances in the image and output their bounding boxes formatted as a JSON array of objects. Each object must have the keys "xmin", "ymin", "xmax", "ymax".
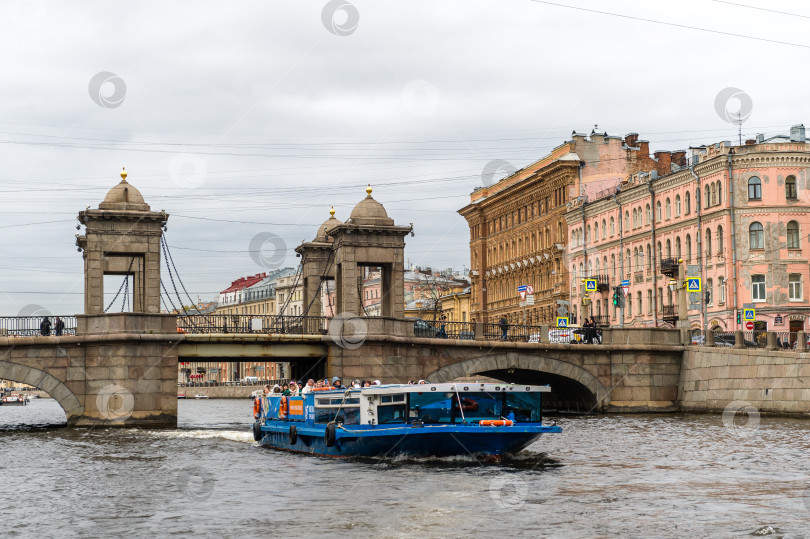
[
  {"xmin": 705, "ymin": 229, "xmax": 712, "ymax": 258},
  {"xmin": 647, "ymin": 289, "xmax": 653, "ymax": 314},
  {"xmin": 685, "ymin": 234, "xmax": 691, "ymax": 262},
  {"xmin": 704, "ymin": 184, "xmax": 710, "ymax": 209},
  {"xmin": 665, "ymin": 198, "xmax": 671, "ymax": 219},
  {"xmin": 675, "ymin": 236, "xmax": 682, "ymax": 259},
  {"xmin": 706, "ymin": 278, "xmax": 713, "ymax": 306},
  {"xmin": 624, "ymin": 211, "xmax": 629, "ymax": 232},
  {"xmin": 656, "ymin": 201, "xmax": 662, "ymax": 222},
  {"xmin": 645, "ymin": 204, "xmax": 651, "ymax": 225},
  {"xmin": 646, "ymin": 244, "xmax": 652, "ymax": 270},
  {"xmin": 717, "ymin": 225, "xmax": 724, "ymax": 255},
  {"xmin": 602, "ymin": 219, "xmax": 607, "ymax": 239},
  {"xmin": 716, "ymin": 180, "xmax": 723, "ymax": 205},
  {"xmin": 748, "ymin": 177, "xmax": 762, "ymax": 200},
  {"xmin": 752, "ymin": 274, "xmax": 766, "ymax": 302},
  {"xmin": 636, "ymin": 291, "xmax": 642, "ymax": 315},
  {"xmin": 610, "ymin": 216, "xmax": 615, "ymax": 236},
  {"xmin": 675, "ymin": 195, "xmax": 681, "ymax": 216},
  {"xmin": 711, "ymin": 183, "xmax": 717, "ymax": 206},
  {"xmin": 787, "ymin": 220, "xmax": 800, "ymax": 249},
  {"xmin": 789, "ymin": 273, "xmax": 803, "ymax": 301},
  {"xmin": 749, "ymin": 222, "xmax": 764, "ymax": 249},
  {"xmin": 685, "ymin": 191, "xmax": 691, "ymax": 214},
  {"xmin": 594, "ymin": 222, "xmax": 599, "ymax": 241},
  {"xmin": 786, "ymin": 175, "xmax": 798, "ymax": 200},
  {"xmin": 719, "ymin": 276, "xmax": 726, "ymax": 304}
]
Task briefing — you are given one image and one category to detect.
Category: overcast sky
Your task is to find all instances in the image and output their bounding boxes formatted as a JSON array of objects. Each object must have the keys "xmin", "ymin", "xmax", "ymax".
[{"xmin": 1, "ymin": 0, "xmax": 809, "ymax": 316}]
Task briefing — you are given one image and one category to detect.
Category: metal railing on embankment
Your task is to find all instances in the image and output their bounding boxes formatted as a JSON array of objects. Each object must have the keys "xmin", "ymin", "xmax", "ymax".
[{"xmin": 177, "ymin": 314, "xmax": 329, "ymax": 335}]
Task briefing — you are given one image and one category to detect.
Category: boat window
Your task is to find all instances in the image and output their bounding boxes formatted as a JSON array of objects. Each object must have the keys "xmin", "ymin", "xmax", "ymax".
[
  {"xmin": 316, "ymin": 397, "xmax": 360, "ymax": 406},
  {"xmin": 315, "ymin": 407, "xmax": 360, "ymax": 425},
  {"xmin": 381, "ymin": 394, "xmax": 406, "ymax": 404},
  {"xmin": 409, "ymin": 392, "xmax": 454, "ymax": 423},
  {"xmin": 377, "ymin": 403, "xmax": 408, "ymax": 424},
  {"xmin": 504, "ymin": 393, "xmax": 543, "ymax": 422}
]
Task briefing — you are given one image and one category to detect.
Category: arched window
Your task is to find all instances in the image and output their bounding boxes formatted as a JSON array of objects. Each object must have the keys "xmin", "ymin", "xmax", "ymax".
[
  {"xmin": 786, "ymin": 175, "xmax": 798, "ymax": 199},
  {"xmin": 717, "ymin": 225, "xmax": 724, "ymax": 255},
  {"xmin": 685, "ymin": 191, "xmax": 691, "ymax": 214},
  {"xmin": 666, "ymin": 239, "xmax": 672, "ymax": 258},
  {"xmin": 676, "ymin": 236, "xmax": 682, "ymax": 259},
  {"xmin": 594, "ymin": 222, "xmax": 599, "ymax": 241},
  {"xmin": 675, "ymin": 195, "xmax": 681, "ymax": 216},
  {"xmin": 631, "ymin": 208, "xmax": 637, "ymax": 228},
  {"xmin": 787, "ymin": 220, "xmax": 800, "ymax": 249},
  {"xmin": 633, "ymin": 247, "xmax": 639, "ymax": 270},
  {"xmin": 639, "ymin": 248, "xmax": 644, "ymax": 270},
  {"xmin": 611, "ymin": 254, "xmax": 616, "ymax": 279},
  {"xmin": 626, "ymin": 249, "xmax": 631, "ymax": 274},
  {"xmin": 657, "ymin": 241, "xmax": 662, "ymax": 261},
  {"xmin": 624, "ymin": 211, "xmax": 629, "ymax": 232},
  {"xmin": 711, "ymin": 183, "xmax": 717, "ymax": 206},
  {"xmin": 748, "ymin": 177, "xmax": 762, "ymax": 200},
  {"xmin": 704, "ymin": 184, "xmax": 711, "ymax": 208},
  {"xmin": 645, "ymin": 204, "xmax": 651, "ymax": 225},
  {"xmin": 665, "ymin": 198, "xmax": 671, "ymax": 219},
  {"xmin": 716, "ymin": 180, "xmax": 722, "ymax": 205},
  {"xmin": 601, "ymin": 219, "xmax": 607, "ymax": 239},
  {"xmin": 686, "ymin": 234, "xmax": 692, "ymax": 261},
  {"xmin": 656, "ymin": 201, "xmax": 662, "ymax": 222},
  {"xmin": 585, "ymin": 225, "xmax": 591, "ymax": 243},
  {"xmin": 609, "ymin": 216, "xmax": 615, "ymax": 236},
  {"xmin": 749, "ymin": 222, "xmax": 764, "ymax": 249},
  {"xmin": 705, "ymin": 228, "xmax": 712, "ymax": 257},
  {"xmin": 646, "ymin": 243, "xmax": 652, "ymax": 270}
]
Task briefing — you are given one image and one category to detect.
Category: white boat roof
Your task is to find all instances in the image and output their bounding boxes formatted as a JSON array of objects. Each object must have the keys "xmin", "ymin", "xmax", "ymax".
[{"xmin": 320, "ymin": 383, "xmax": 552, "ymax": 395}]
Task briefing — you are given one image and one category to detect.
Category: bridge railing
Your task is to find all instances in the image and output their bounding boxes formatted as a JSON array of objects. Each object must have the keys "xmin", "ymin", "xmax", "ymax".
[
  {"xmin": 177, "ymin": 314, "xmax": 329, "ymax": 335},
  {"xmin": 0, "ymin": 316, "xmax": 77, "ymax": 337},
  {"xmin": 413, "ymin": 320, "xmax": 476, "ymax": 340},
  {"xmin": 483, "ymin": 322, "xmax": 546, "ymax": 342}
]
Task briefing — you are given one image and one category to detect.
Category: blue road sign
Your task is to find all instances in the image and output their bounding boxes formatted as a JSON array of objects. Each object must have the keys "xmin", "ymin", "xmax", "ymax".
[
  {"xmin": 687, "ymin": 277, "xmax": 701, "ymax": 292},
  {"xmin": 556, "ymin": 317, "xmax": 569, "ymax": 328},
  {"xmin": 621, "ymin": 279, "xmax": 630, "ymax": 286},
  {"xmin": 517, "ymin": 285, "xmax": 528, "ymax": 292},
  {"xmin": 585, "ymin": 279, "xmax": 597, "ymax": 292},
  {"xmin": 743, "ymin": 309, "xmax": 756, "ymax": 321}
]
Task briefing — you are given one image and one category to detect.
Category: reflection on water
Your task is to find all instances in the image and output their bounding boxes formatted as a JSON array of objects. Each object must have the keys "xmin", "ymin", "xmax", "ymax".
[{"xmin": 2, "ymin": 399, "xmax": 810, "ymax": 537}]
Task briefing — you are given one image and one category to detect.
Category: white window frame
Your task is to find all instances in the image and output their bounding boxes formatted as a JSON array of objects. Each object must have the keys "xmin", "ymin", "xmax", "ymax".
[
  {"xmin": 789, "ymin": 273, "xmax": 803, "ymax": 302},
  {"xmin": 751, "ymin": 275, "xmax": 766, "ymax": 303}
]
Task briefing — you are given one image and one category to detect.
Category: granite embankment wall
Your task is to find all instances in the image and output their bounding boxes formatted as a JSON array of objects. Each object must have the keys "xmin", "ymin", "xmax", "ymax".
[
  {"xmin": 680, "ymin": 347, "xmax": 810, "ymax": 415},
  {"xmin": 178, "ymin": 385, "xmax": 262, "ymax": 399}
]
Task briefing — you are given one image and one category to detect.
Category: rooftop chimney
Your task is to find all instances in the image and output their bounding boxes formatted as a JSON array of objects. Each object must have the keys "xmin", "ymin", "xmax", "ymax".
[
  {"xmin": 654, "ymin": 151, "xmax": 672, "ymax": 177},
  {"xmin": 671, "ymin": 151, "xmax": 687, "ymax": 168},
  {"xmin": 745, "ymin": 139, "xmax": 756, "ymax": 146},
  {"xmin": 790, "ymin": 124, "xmax": 806, "ymax": 143},
  {"xmin": 637, "ymin": 140, "xmax": 650, "ymax": 158},
  {"xmin": 624, "ymin": 133, "xmax": 639, "ymax": 147}
]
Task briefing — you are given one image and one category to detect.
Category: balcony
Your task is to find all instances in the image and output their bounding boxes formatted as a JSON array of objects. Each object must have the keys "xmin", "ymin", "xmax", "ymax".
[
  {"xmin": 592, "ymin": 274, "xmax": 610, "ymax": 292},
  {"xmin": 662, "ymin": 304, "xmax": 678, "ymax": 322},
  {"xmin": 660, "ymin": 258, "xmax": 679, "ymax": 277},
  {"xmin": 593, "ymin": 314, "xmax": 609, "ymax": 327}
]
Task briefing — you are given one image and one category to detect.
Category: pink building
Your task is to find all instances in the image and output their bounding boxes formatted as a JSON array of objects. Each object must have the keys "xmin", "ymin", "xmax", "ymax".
[{"xmin": 565, "ymin": 125, "xmax": 810, "ymax": 336}]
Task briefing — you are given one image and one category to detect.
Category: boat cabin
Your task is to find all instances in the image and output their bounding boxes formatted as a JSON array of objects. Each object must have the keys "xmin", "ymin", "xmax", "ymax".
[{"xmin": 263, "ymin": 383, "xmax": 550, "ymax": 427}]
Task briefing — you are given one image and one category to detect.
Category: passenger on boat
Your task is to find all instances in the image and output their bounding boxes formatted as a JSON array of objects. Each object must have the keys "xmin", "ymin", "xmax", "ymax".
[
  {"xmin": 296, "ymin": 381, "xmax": 304, "ymax": 393},
  {"xmin": 272, "ymin": 385, "xmax": 281, "ymax": 394},
  {"xmin": 322, "ymin": 378, "xmax": 330, "ymax": 387},
  {"xmin": 331, "ymin": 376, "xmax": 346, "ymax": 390},
  {"xmin": 373, "ymin": 380, "xmax": 381, "ymax": 386},
  {"xmin": 263, "ymin": 384, "xmax": 271, "ymax": 396},
  {"xmin": 288, "ymin": 381, "xmax": 299, "ymax": 396},
  {"xmin": 362, "ymin": 380, "xmax": 371, "ymax": 388},
  {"xmin": 281, "ymin": 383, "xmax": 291, "ymax": 396},
  {"xmin": 301, "ymin": 379, "xmax": 315, "ymax": 394},
  {"xmin": 418, "ymin": 380, "xmax": 427, "ymax": 384}
]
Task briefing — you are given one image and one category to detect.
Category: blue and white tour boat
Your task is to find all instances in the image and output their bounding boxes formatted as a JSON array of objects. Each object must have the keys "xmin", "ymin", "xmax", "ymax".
[{"xmin": 251, "ymin": 383, "xmax": 561, "ymax": 459}]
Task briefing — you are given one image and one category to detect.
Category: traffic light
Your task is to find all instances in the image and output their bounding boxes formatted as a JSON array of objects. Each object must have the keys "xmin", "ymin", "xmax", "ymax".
[
  {"xmin": 736, "ymin": 311, "xmax": 741, "ymax": 324},
  {"xmin": 612, "ymin": 288, "xmax": 619, "ymax": 306}
]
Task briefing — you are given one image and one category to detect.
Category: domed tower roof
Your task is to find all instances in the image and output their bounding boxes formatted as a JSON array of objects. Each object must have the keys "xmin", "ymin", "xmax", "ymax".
[
  {"xmin": 98, "ymin": 168, "xmax": 151, "ymax": 211},
  {"xmin": 349, "ymin": 185, "xmax": 394, "ymax": 226},
  {"xmin": 314, "ymin": 206, "xmax": 342, "ymax": 242}
]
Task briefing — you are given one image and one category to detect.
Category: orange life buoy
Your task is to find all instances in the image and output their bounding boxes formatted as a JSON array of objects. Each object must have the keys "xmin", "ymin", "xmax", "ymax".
[
  {"xmin": 454, "ymin": 397, "xmax": 479, "ymax": 413},
  {"xmin": 279, "ymin": 396, "xmax": 288, "ymax": 418},
  {"xmin": 253, "ymin": 397, "xmax": 260, "ymax": 419},
  {"xmin": 313, "ymin": 386, "xmax": 336, "ymax": 392},
  {"xmin": 479, "ymin": 419, "xmax": 513, "ymax": 427}
]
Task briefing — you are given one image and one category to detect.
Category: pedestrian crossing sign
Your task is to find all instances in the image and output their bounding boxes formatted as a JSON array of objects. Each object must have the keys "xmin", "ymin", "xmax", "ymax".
[
  {"xmin": 743, "ymin": 308, "xmax": 756, "ymax": 322},
  {"xmin": 556, "ymin": 317, "xmax": 569, "ymax": 328},
  {"xmin": 686, "ymin": 277, "xmax": 701, "ymax": 292},
  {"xmin": 585, "ymin": 279, "xmax": 597, "ymax": 292}
]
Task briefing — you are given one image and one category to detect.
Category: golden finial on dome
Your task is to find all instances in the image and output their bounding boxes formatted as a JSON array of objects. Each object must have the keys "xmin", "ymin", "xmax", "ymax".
[
  {"xmin": 329, "ymin": 206, "xmax": 335, "ymax": 217},
  {"xmin": 366, "ymin": 184, "xmax": 372, "ymax": 197},
  {"xmin": 120, "ymin": 167, "xmax": 128, "ymax": 182}
]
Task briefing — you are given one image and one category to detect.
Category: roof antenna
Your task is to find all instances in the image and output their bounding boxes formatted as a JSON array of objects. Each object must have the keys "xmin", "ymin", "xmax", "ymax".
[{"xmin": 737, "ymin": 113, "xmax": 743, "ymax": 146}]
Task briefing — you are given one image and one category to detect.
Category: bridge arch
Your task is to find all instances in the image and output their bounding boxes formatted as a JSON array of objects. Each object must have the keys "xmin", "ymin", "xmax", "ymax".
[
  {"xmin": 425, "ymin": 354, "xmax": 610, "ymax": 412},
  {"xmin": 0, "ymin": 361, "xmax": 83, "ymax": 421}
]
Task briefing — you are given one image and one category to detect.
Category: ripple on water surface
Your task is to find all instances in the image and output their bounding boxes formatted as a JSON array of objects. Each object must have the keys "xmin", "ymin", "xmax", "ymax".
[{"xmin": 2, "ymin": 399, "xmax": 810, "ymax": 537}]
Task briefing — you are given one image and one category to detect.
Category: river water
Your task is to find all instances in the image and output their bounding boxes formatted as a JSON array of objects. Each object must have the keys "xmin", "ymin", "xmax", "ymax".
[{"xmin": 1, "ymin": 399, "xmax": 809, "ymax": 538}]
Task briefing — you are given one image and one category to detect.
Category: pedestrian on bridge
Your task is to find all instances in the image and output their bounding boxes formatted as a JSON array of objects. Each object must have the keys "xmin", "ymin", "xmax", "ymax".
[
  {"xmin": 54, "ymin": 317, "xmax": 65, "ymax": 337},
  {"xmin": 40, "ymin": 317, "xmax": 51, "ymax": 336},
  {"xmin": 498, "ymin": 315, "xmax": 509, "ymax": 341}
]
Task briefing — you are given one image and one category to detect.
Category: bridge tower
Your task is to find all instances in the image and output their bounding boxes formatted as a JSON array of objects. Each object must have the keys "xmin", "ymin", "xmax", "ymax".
[
  {"xmin": 330, "ymin": 186, "xmax": 412, "ymax": 319},
  {"xmin": 76, "ymin": 168, "xmax": 168, "ymax": 316},
  {"xmin": 295, "ymin": 207, "xmax": 341, "ymax": 318}
]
